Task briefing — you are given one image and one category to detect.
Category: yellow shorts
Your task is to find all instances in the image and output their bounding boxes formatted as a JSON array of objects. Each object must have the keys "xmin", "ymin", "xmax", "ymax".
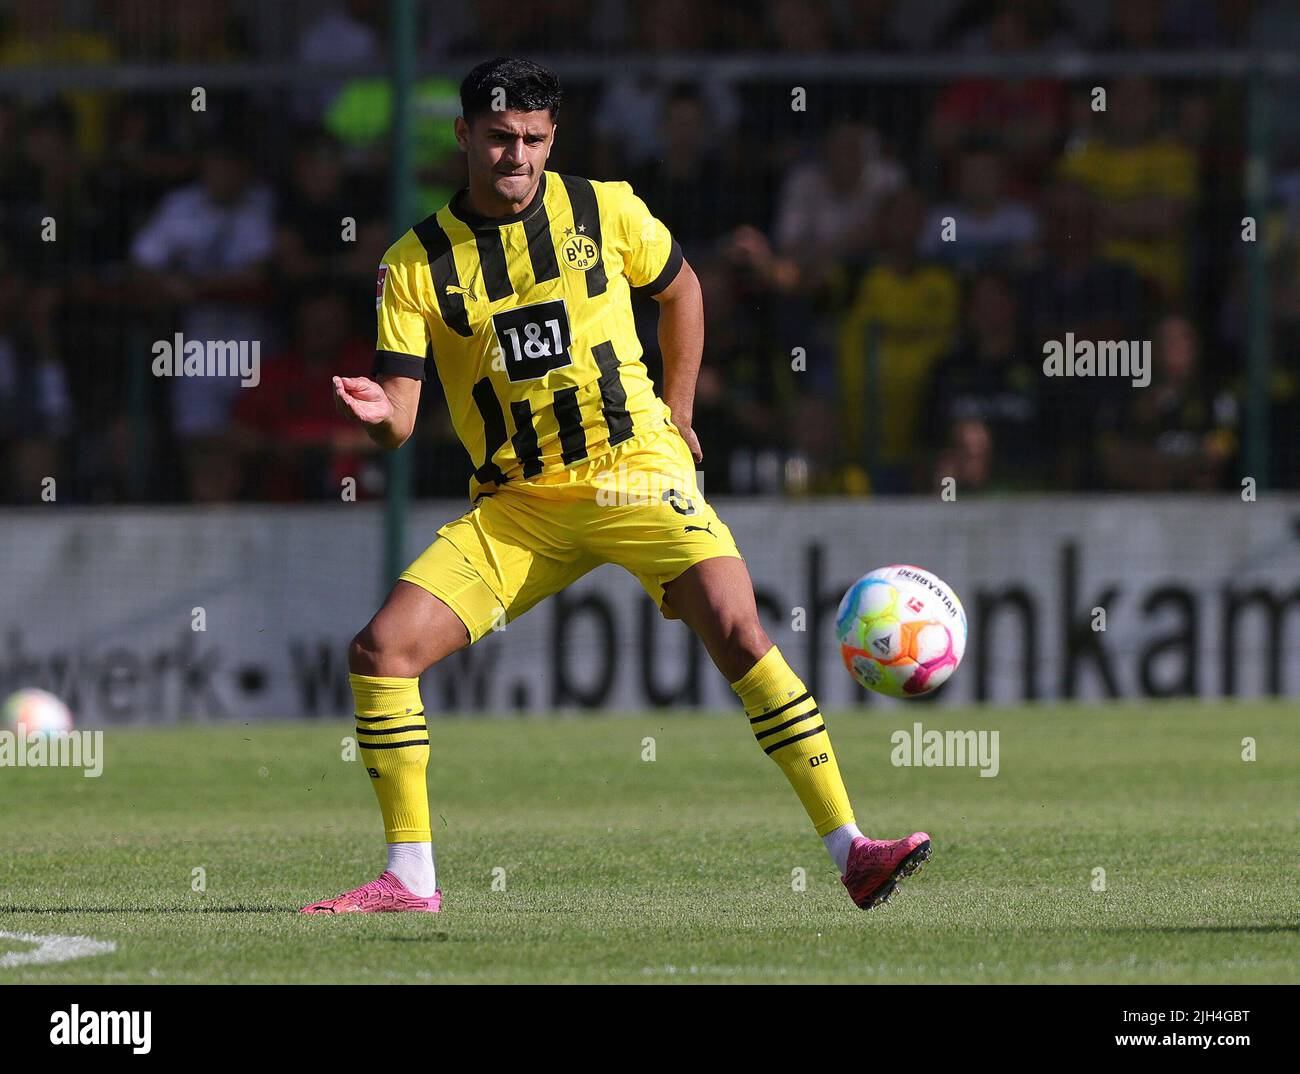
[{"xmin": 400, "ymin": 424, "xmax": 744, "ymax": 642}]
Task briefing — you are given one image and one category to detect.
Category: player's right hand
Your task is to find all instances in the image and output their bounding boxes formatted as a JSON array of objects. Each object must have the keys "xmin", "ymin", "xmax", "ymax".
[{"xmin": 333, "ymin": 375, "xmax": 393, "ymax": 426}]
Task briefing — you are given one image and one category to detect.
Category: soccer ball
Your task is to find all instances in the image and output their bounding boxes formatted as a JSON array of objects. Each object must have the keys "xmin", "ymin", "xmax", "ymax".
[
  {"xmin": 836, "ymin": 565, "xmax": 968, "ymax": 698},
  {"xmin": 2, "ymin": 688, "xmax": 75, "ymax": 737}
]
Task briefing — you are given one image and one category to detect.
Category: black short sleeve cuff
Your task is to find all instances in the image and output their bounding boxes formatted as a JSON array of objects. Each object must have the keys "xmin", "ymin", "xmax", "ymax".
[
  {"xmin": 373, "ymin": 350, "xmax": 426, "ymax": 380},
  {"xmin": 636, "ymin": 238, "xmax": 683, "ymax": 296}
]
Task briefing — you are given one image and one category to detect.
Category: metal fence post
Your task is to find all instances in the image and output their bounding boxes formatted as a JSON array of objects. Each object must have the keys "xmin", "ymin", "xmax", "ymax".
[
  {"xmin": 383, "ymin": 0, "xmax": 417, "ymax": 591},
  {"xmin": 1244, "ymin": 67, "xmax": 1274, "ymax": 489}
]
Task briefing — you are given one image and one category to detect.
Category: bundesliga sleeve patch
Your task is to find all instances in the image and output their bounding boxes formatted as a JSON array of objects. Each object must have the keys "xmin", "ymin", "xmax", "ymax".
[{"xmin": 375, "ymin": 265, "xmax": 389, "ymax": 310}]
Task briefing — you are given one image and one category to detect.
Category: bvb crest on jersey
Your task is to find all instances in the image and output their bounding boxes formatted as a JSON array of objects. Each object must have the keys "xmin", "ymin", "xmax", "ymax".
[{"xmin": 561, "ymin": 230, "xmax": 601, "ymax": 271}]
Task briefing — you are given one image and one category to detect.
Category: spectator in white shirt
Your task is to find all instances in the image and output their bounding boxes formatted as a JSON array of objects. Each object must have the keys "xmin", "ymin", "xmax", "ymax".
[
  {"xmin": 773, "ymin": 118, "xmax": 906, "ymax": 269},
  {"xmin": 131, "ymin": 140, "xmax": 275, "ymax": 498},
  {"xmin": 920, "ymin": 142, "xmax": 1039, "ymax": 276}
]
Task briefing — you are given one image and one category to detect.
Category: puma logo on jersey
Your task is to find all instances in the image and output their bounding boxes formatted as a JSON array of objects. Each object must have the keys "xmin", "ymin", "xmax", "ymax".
[
  {"xmin": 446, "ymin": 284, "xmax": 476, "ymax": 300},
  {"xmin": 684, "ymin": 523, "xmax": 715, "ymax": 536}
]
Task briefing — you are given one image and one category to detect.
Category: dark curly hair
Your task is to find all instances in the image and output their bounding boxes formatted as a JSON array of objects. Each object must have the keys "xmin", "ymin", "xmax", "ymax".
[{"xmin": 459, "ymin": 57, "xmax": 563, "ymax": 126}]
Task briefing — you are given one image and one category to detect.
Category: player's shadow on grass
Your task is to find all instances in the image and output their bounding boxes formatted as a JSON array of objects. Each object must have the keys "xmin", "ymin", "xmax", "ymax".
[
  {"xmin": 0, "ymin": 905, "xmax": 339, "ymax": 914},
  {"xmin": 0, "ymin": 907, "xmax": 457, "ymax": 928},
  {"xmin": 1101, "ymin": 925, "xmax": 1300, "ymax": 935},
  {"xmin": 376, "ymin": 934, "xmax": 450, "ymax": 942}
]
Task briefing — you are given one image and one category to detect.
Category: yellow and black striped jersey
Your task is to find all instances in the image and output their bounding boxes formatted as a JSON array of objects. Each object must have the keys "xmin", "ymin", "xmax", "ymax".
[{"xmin": 374, "ymin": 170, "xmax": 684, "ymax": 501}]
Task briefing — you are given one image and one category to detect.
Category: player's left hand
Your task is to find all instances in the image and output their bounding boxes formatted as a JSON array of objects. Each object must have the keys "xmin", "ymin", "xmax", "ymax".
[{"xmin": 678, "ymin": 423, "xmax": 703, "ymax": 464}]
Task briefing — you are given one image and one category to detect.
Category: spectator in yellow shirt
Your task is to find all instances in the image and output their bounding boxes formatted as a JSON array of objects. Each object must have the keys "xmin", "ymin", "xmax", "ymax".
[
  {"xmin": 1057, "ymin": 76, "xmax": 1197, "ymax": 302},
  {"xmin": 0, "ymin": 0, "xmax": 115, "ymax": 157},
  {"xmin": 837, "ymin": 187, "xmax": 960, "ymax": 492}
]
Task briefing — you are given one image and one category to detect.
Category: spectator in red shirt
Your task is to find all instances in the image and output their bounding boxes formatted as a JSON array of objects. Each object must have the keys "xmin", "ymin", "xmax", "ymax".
[
  {"xmin": 232, "ymin": 287, "xmax": 376, "ymax": 500},
  {"xmin": 928, "ymin": 3, "xmax": 1066, "ymax": 194}
]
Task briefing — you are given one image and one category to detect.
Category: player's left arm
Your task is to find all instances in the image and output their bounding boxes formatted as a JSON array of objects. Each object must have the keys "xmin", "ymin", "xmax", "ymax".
[
  {"xmin": 652, "ymin": 260, "xmax": 705, "ymax": 463},
  {"xmin": 615, "ymin": 181, "xmax": 705, "ymax": 462}
]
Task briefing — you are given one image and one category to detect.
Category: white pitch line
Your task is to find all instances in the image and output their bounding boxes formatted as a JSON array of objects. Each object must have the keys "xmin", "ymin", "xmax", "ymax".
[{"xmin": 0, "ymin": 932, "xmax": 117, "ymax": 968}]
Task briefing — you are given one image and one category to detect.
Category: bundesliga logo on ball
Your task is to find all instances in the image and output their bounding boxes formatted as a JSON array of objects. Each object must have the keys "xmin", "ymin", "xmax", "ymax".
[{"xmin": 836, "ymin": 565, "xmax": 968, "ymax": 698}]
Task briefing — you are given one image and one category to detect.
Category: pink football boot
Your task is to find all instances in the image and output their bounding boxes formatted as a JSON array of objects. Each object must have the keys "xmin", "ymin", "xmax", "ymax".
[
  {"xmin": 300, "ymin": 871, "xmax": 442, "ymax": 914},
  {"xmin": 841, "ymin": 832, "xmax": 931, "ymax": 909}
]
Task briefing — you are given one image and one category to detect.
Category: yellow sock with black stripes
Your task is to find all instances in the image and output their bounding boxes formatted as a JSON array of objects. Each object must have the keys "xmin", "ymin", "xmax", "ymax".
[
  {"xmin": 731, "ymin": 647, "xmax": 862, "ymax": 870},
  {"xmin": 350, "ymin": 673, "xmax": 436, "ymax": 893}
]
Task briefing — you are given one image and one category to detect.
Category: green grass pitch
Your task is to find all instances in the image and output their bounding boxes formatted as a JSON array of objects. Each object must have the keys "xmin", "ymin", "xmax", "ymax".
[{"xmin": 0, "ymin": 701, "xmax": 1295, "ymax": 983}]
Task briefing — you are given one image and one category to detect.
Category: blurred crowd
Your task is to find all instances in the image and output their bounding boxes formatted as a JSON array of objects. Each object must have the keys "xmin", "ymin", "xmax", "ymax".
[{"xmin": 2, "ymin": 0, "xmax": 1299, "ymax": 503}]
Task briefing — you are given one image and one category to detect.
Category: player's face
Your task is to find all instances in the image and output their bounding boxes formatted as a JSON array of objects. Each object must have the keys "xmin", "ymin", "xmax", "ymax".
[{"xmin": 458, "ymin": 109, "xmax": 555, "ymax": 208}]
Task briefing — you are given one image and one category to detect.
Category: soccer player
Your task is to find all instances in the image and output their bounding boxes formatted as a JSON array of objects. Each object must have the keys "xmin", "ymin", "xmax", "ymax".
[{"xmin": 302, "ymin": 58, "xmax": 929, "ymax": 915}]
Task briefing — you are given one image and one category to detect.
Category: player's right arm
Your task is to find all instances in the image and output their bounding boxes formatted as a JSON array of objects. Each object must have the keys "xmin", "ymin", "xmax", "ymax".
[
  {"xmin": 335, "ymin": 246, "xmax": 429, "ymax": 449},
  {"xmin": 333, "ymin": 373, "xmax": 421, "ymax": 450}
]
